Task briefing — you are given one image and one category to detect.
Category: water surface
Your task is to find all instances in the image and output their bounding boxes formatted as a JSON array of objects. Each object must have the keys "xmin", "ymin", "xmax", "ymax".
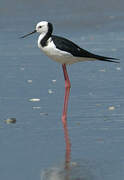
[{"xmin": 0, "ymin": 0, "xmax": 124, "ymax": 180}]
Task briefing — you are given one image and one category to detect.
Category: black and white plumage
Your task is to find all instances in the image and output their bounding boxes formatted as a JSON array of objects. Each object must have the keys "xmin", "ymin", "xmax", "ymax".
[
  {"xmin": 21, "ymin": 21, "xmax": 119, "ymax": 123},
  {"xmin": 21, "ymin": 21, "xmax": 119, "ymax": 65}
]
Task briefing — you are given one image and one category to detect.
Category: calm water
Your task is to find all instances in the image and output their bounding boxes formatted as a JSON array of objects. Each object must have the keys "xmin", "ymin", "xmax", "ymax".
[{"xmin": 0, "ymin": 0, "xmax": 124, "ymax": 180}]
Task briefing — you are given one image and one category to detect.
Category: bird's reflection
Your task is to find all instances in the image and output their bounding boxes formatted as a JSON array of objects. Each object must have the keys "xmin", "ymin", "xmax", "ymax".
[{"xmin": 41, "ymin": 118, "xmax": 95, "ymax": 180}]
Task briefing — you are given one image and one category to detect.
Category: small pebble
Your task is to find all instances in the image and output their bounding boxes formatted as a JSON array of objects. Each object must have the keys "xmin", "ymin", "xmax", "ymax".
[
  {"xmin": 32, "ymin": 106, "xmax": 41, "ymax": 110},
  {"xmin": 20, "ymin": 67, "xmax": 25, "ymax": 71},
  {"xmin": 40, "ymin": 112, "xmax": 48, "ymax": 116},
  {"xmin": 48, "ymin": 89, "xmax": 54, "ymax": 94},
  {"xmin": 27, "ymin": 80, "xmax": 33, "ymax": 83},
  {"xmin": 116, "ymin": 67, "xmax": 121, "ymax": 71},
  {"xmin": 5, "ymin": 118, "xmax": 16, "ymax": 124},
  {"xmin": 71, "ymin": 162, "xmax": 77, "ymax": 167},
  {"xmin": 108, "ymin": 106, "xmax": 115, "ymax": 111},
  {"xmin": 52, "ymin": 79, "xmax": 56, "ymax": 83},
  {"xmin": 29, "ymin": 98, "xmax": 40, "ymax": 102}
]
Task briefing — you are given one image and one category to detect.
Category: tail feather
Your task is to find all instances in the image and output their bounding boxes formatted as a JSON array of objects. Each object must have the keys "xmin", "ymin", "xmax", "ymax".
[
  {"xmin": 99, "ymin": 58, "xmax": 120, "ymax": 63},
  {"xmin": 94, "ymin": 55, "xmax": 120, "ymax": 63},
  {"xmin": 79, "ymin": 48, "xmax": 120, "ymax": 63}
]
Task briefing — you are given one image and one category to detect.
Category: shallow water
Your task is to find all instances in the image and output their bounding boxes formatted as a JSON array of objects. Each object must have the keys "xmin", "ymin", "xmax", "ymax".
[{"xmin": 0, "ymin": 0, "xmax": 124, "ymax": 180}]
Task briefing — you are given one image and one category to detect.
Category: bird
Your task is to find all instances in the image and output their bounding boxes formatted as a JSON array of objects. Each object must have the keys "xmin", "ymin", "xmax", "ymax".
[{"xmin": 20, "ymin": 21, "xmax": 119, "ymax": 123}]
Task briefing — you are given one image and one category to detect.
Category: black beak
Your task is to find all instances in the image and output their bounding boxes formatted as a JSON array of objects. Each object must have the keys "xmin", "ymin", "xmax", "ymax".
[{"xmin": 20, "ymin": 30, "xmax": 36, "ymax": 38}]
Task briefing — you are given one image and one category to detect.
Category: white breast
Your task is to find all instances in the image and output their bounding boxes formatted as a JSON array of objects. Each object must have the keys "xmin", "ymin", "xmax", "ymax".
[
  {"xmin": 38, "ymin": 36, "xmax": 76, "ymax": 64},
  {"xmin": 38, "ymin": 37, "xmax": 96, "ymax": 65}
]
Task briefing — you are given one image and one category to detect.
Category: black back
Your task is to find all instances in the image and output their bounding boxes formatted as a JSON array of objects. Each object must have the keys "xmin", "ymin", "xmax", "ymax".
[{"xmin": 52, "ymin": 35, "xmax": 119, "ymax": 63}]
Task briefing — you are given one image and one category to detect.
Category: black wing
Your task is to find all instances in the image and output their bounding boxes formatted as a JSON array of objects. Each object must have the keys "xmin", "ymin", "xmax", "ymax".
[{"xmin": 52, "ymin": 35, "xmax": 119, "ymax": 63}]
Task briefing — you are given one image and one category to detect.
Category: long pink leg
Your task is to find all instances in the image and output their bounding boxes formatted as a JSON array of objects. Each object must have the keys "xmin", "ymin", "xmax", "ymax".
[
  {"xmin": 61, "ymin": 64, "xmax": 71, "ymax": 170},
  {"xmin": 62, "ymin": 64, "xmax": 71, "ymax": 124}
]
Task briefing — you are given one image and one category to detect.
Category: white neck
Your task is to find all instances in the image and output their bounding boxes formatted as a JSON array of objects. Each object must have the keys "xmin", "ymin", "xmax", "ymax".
[{"xmin": 38, "ymin": 32, "xmax": 47, "ymax": 48}]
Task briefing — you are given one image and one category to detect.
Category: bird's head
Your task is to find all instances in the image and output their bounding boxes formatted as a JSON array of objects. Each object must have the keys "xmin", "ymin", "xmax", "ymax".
[
  {"xmin": 36, "ymin": 21, "xmax": 49, "ymax": 34},
  {"xmin": 20, "ymin": 21, "xmax": 53, "ymax": 38}
]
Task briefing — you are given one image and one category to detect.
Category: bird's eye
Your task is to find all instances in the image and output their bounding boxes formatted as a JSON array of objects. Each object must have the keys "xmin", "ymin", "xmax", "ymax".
[{"xmin": 39, "ymin": 26, "xmax": 42, "ymax": 28}]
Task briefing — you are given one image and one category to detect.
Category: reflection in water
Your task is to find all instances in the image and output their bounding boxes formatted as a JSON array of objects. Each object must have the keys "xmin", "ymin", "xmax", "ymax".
[
  {"xmin": 40, "ymin": 117, "xmax": 124, "ymax": 180},
  {"xmin": 41, "ymin": 161, "xmax": 95, "ymax": 180},
  {"xmin": 41, "ymin": 119, "xmax": 96, "ymax": 180}
]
